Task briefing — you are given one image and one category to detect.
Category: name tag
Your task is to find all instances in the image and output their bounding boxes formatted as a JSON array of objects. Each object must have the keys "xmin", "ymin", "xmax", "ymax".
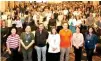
[
  {"xmin": 26, "ymin": 40, "xmax": 28, "ymax": 42},
  {"xmin": 88, "ymin": 41, "xmax": 90, "ymax": 43}
]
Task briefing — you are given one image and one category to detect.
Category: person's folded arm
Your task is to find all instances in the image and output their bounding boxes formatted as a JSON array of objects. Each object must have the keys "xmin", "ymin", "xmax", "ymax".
[
  {"xmin": 20, "ymin": 39, "xmax": 26, "ymax": 49},
  {"xmin": 78, "ymin": 34, "xmax": 84, "ymax": 47},
  {"xmin": 27, "ymin": 40, "xmax": 34, "ymax": 49},
  {"xmin": 18, "ymin": 39, "xmax": 21, "ymax": 51},
  {"xmin": 6, "ymin": 37, "xmax": 10, "ymax": 51},
  {"xmin": 6, "ymin": 42, "xmax": 10, "ymax": 52}
]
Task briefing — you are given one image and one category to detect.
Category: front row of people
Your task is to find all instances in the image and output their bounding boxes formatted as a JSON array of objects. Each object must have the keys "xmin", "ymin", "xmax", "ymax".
[{"xmin": 6, "ymin": 22, "xmax": 98, "ymax": 61}]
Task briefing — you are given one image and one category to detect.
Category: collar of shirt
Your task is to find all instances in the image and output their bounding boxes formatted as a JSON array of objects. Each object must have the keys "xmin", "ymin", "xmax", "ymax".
[
  {"xmin": 11, "ymin": 34, "xmax": 16, "ymax": 37},
  {"xmin": 16, "ymin": 19, "xmax": 20, "ymax": 21},
  {"xmin": 62, "ymin": 29, "xmax": 69, "ymax": 32}
]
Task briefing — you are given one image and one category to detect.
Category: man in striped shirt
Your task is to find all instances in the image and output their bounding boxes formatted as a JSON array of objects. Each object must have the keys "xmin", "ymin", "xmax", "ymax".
[{"xmin": 6, "ymin": 27, "xmax": 20, "ymax": 61}]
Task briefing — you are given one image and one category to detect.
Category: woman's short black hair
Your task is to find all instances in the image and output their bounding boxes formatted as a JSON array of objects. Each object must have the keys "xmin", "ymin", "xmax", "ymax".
[{"xmin": 9, "ymin": 27, "xmax": 18, "ymax": 35}]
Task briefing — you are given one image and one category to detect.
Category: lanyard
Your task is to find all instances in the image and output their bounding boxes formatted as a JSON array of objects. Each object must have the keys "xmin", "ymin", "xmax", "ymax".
[
  {"xmin": 87, "ymin": 34, "xmax": 92, "ymax": 43},
  {"xmin": 25, "ymin": 34, "xmax": 30, "ymax": 42}
]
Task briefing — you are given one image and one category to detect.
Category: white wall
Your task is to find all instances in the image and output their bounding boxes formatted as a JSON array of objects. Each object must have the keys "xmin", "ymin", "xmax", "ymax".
[{"xmin": 0, "ymin": 1, "xmax": 6, "ymax": 12}]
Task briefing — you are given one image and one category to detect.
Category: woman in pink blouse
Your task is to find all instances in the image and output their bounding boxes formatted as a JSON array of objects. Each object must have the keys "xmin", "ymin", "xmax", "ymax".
[{"xmin": 72, "ymin": 27, "xmax": 84, "ymax": 61}]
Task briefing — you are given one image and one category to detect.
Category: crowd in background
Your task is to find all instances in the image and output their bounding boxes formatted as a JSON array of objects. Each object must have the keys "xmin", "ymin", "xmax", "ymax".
[
  {"xmin": 0, "ymin": 2, "xmax": 101, "ymax": 32},
  {"xmin": 0, "ymin": 1, "xmax": 101, "ymax": 61}
]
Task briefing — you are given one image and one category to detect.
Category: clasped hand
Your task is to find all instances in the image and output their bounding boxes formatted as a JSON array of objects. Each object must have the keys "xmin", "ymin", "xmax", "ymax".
[{"xmin": 25, "ymin": 46, "xmax": 29, "ymax": 50}]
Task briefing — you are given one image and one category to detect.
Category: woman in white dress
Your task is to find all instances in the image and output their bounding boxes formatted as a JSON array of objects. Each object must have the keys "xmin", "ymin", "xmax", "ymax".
[{"xmin": 47, "ymin": 26, "xmax": 60, "ymax": 61}]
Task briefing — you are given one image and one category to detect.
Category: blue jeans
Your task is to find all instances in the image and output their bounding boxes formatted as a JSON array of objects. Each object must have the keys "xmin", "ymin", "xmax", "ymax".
[{"xmin": 35, "ymin": 46, "xmax": 46, "ymax": 61}]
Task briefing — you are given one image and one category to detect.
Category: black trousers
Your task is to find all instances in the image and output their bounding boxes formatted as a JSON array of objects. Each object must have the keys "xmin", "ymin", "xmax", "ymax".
[
  {"xmin": 74, "ymin": 47, "xmax": 82, "ymax": 61},
  {"xmin": 86, "ymin": 49, "xmax": 94, "ymax": 61},
  {"xmin": 8, "ymin": 47, "xmax": 19, "ymax": 61},
  {"xmin": 48, "ymin": 52, "xmax": 60, "ymax": 61}
]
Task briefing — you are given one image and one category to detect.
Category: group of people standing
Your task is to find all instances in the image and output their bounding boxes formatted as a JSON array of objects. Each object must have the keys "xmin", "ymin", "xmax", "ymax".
[
  {"xmin": 1, "ymin": 1, "xmax": 100, "ymax": 61},
  {"xmin": 4, "ymin": 22, "xmax": 98, "ymax": 61}
]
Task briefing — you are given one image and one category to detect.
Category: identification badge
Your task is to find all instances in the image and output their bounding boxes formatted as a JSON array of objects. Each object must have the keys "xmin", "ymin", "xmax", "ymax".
[
  {"xmin": 26, "ymin": 40, "xmax": 28, "ymax": 42},
  {"xmin": 88, "ymin": 41, "xmax": 90, "ymax": 43}
]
